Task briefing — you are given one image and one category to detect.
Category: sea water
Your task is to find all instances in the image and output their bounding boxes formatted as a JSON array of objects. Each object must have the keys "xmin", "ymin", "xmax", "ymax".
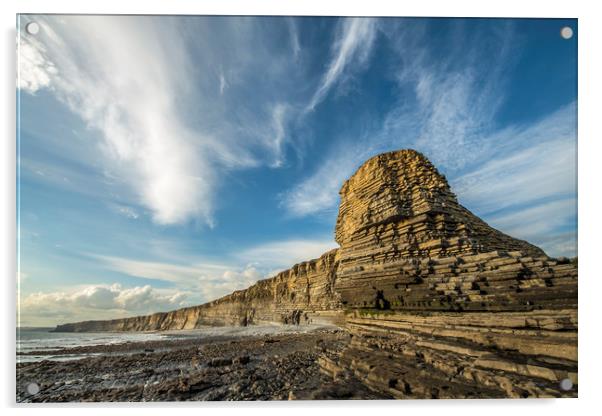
[
  {"xmin": 16, "ymin": 324, "xmax": 332, "ymax": 363},
  {"xmin": 17, "ymin": 327, "xmax": 167, "ymax": 363}
]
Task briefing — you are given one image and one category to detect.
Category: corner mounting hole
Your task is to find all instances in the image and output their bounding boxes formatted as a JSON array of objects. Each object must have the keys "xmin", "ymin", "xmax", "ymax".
[
  {"xmin": 26, "ymin": 382, "xmax": 40, "ymax": 395},
  {"xmin": 559, "ymin": 378, "xmax": 573, "ymax": 391},
  {"xmin": 26, "ymin": 22, "xmax": 40, "ymax": 35},
  {"xmin": 560, "ymin": 26, "xmax": 573, "ymax": 40}
]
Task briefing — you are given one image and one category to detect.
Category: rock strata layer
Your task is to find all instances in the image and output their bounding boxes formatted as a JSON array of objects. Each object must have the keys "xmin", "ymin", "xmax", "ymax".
[
  {"xmin": 53, "ymin": 249, "xmax": 342, "ymax": 332},
  {"xmin": 53, "ymin": 149, "xmax": 577, "ymax": 399}
]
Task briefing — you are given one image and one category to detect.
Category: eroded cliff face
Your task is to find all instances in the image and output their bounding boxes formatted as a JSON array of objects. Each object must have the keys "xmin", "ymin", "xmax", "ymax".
[
  {"xmin": 53, "ymin": 149, "xmax": 577, "ymax": 398},
  {"xmin": 53, "ymin": 249, "xmax": 342, "ymax": 332},
  {"xmin": 322, "ymin": 150, "xmax": 577, "ymax": 398},
  {"xmin": 335, "ymin": 150, "xmax": 545, "ymax": 257}
]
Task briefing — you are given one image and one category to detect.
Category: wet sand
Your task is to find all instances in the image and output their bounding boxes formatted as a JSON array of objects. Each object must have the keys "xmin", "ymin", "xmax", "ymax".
[{"xmin": 16, "ymin": 328, "xmax": 385, "ymax": 402}]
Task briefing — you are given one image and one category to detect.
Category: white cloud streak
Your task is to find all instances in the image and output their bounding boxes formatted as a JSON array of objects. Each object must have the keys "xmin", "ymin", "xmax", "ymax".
[
  {"xmin": 269, "ymin": 103, "xmax": 289, "ymax": 168},
  {"xmin": 487, "ymin": 199, "xmax": 576, "ymax": 242},
  {"xmin": 284, "ymin": 22, "xmax": 511, "ymax": 217},
  {"xmin": 450, "ymin": 103, "xmax": 577, "ymax": 258},
  {"xmin": 18, "ymin": 16, "xmax": 307, "ymax": 226},
  {"xmin": 286, "ymin": 18, "xmax": 301, "ymax": 60},
  {"xmin": 532, "ymin": 232, "xmax": 577, "ymax": 259},
  {"xmin": 123, "ymin": 259, "xmax": 263, "ymax": 306},
  {"xmin": 111, "ymin": 204, "xmax": 140, "ymax": 220},
  {"xmin": 306, "ymin": 18, "xmax": 377, "ymax": 112},
  {"xmin": 280, "ymin": 146, "xmax": 369, "ymax": 217},
  {"xmin": 239, "ymin": 238, "xmax": 338, "ymax": 270},
  {"xmin": 453, "ymin": 105, "xmax": 577, "ymax": 214},
  {"xmin": 95, "ymin": 236, "xmax": 338, "ymax": 289},
  {"xmin": 17, "ymin": 37, "xmax": 56, "ymax": 93},
  {"xmin": 19, "ymin": 16, "xmax": 218, "ymax": 225},
  {"xmin": 93, "ymin": 255, "xmax": 230, "ymax": 286},
  {"xmin": 218, "ymin": 70, "xmax": 228, "ymax": 95}
]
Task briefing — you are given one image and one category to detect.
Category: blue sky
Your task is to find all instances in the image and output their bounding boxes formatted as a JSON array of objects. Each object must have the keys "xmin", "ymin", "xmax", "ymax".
[{"xmin": 17, "ymin": 16, "xmax": 577, "ymax": 326}]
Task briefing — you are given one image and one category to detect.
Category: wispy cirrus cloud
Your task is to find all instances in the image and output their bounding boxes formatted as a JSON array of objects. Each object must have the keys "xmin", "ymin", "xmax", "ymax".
[
  {"xmin": 18, "ymin": 16, "xmax": 306, "ymax": 226},
  {"xmin": 86, "ymin": 255, "xmax": 262, "ymax": 310},
  {"xmin": 451, "ymin": 103, "xmax": 577, "ymax": 257},
  {"xmin": 19, "ymin": 16, "xmax": 220, "ymax": 225},
  {"xmin": 18, "ymin": 16, "xmax": 380, "ymax": 226},
  {"xmin": 452, "ymin": 103, "xmax": 577, "ymax": 215},
  {"xmin": 487, "ymin": 199, "xmax": 576, "ymax": 242},
  {"xmin": 280, "ymin": 145, "xmax": 370, "ymax": 217},
  {"xmin": 486, "ymin": 199, "xmax": 577, "ymax": 258},
  {"xmin": 286, "ymin": 17, "xmax": 301, "ymax": 60},
  {"xmin": 268, "ymin": 103, "xmax": 290, "ymax": 168},
  {"xmin": 281, "ymin": 21, "xmax": 577, "ymax": 258},
  {"xmin": 306, "ymin": 18, "xmax": 378, "ymax": 112},
  {"xmin": 283, "ymin": 21, "xmax": 513, "ymax": 217},
  {"xmin": 95, "ymin": 236, "xmax": 338, "ymax": 288},
  {"xmin": 89, "ymin": 236, "xmax": 337, "ymax": 304},
  {"xmin": 93, "ymin": 255, "xmax": 230, "ymax": 286},
  {"xmin": 110, "ymin": 204, "xmax": 140, "ymax": 220},
  {"xmin": 239, "ymin": 238, "xmax": 338, "ymax": 270}
]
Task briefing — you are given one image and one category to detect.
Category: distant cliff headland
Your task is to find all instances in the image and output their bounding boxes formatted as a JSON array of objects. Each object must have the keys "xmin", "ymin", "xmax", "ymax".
[{"xmin": 52, "ymin": 149, "xmax": 577, "ymax": 398}]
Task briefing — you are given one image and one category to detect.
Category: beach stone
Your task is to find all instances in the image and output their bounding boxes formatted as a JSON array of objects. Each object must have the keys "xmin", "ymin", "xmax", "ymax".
[
  {"xmin": 208, "ymin": 358, "xmax": 232, "ymax": 367},
  {"xmin": 233, "ymin": 355, "xmax": 250, "ymax": 365},
  {"xmin": 190, "ymin": 356, "xmax": 201, "ymax": 367}
]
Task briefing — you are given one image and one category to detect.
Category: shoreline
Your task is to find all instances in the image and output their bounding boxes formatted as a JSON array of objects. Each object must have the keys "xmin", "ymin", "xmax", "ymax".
[
  {"xmin": 17, "ymin": 324, "xmax": 339, "ymax": 358},
  {"xmin": 16, "ymin": 327, "xmax": 385, "ymax": 402}
]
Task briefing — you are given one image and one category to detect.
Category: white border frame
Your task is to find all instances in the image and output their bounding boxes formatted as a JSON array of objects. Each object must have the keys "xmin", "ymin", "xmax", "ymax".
[{"xmin": 2, "ymin": 1, "xmax": 600, "ymax": 415}]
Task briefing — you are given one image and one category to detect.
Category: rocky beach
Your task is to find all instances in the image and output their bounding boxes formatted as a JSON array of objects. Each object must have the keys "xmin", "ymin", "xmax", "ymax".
[{"xmin": 17, "ymin": 327, "xmax": 385, "ymax": 402}]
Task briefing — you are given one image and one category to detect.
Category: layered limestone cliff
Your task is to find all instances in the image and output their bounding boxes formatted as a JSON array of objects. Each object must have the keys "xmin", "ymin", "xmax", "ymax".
[
  {"xmin": 53, "ymin": 149, "xmax": 577, "ymax": 398},
  {"xmin": 322, "ymin": 150, "xmax": 577, "ymax": 398},
  {"xmin": 53, "ymin": 249, "xmax": 342, "ymax": 332}
]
